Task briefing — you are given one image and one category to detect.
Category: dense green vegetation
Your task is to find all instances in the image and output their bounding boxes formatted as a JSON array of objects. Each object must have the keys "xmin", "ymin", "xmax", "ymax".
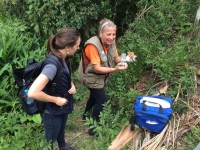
[{"xmin": 0, "ymin": 0, "xmax": 200, "ymax": 149}]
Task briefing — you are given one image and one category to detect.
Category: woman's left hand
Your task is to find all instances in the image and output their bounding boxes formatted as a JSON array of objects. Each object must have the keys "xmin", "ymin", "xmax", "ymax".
[{"xmin": 68, "ymin": 82, "xmax": 76, "ymax": 94}]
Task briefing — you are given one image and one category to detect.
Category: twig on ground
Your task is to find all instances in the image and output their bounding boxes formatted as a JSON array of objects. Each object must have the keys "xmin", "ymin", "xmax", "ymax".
[{"xmin": 174, "ymin": 82, "xmax": 181, "ymax": 102}]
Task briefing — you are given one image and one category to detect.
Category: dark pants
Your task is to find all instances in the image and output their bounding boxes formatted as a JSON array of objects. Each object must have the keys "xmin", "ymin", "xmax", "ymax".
[
  {"xmin": 84, "ymin": 88, "xmax": 107, "ymax": 121},
  {"xmin": 42, "ymin": 112, "xmax": 68, "ymax": 149}
]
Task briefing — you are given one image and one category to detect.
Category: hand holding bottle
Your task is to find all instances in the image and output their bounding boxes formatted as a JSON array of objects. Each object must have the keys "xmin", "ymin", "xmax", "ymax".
[
  {"xmin": 119, "ymin": 53, "xmax": 127, "ymax": 67},
  {"xmin": 115, "ymin": 62, "xmax": 128, "ymax": 71}
]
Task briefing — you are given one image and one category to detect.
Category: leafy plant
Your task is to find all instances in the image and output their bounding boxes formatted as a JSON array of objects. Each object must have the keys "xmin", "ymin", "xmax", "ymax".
[
  {"xmin": 117, "ymin": 0, "xmax": 200, "ymax": 98},
  {"xmin": 83, "ymin": 100, "xmax": 130, "ymax": 149},
  {"xmin": 1, "ymin": 0, "xmax": 113, "ymax": 41},
  {"xmin": 1, "ymin": 0, "xmax": 139, "ymax": 70},
  {"xmin": 0, "ymin": 16, "xmax": 45, "ymax": 112},
  {"xmin": 0, "ymin": 111, "xmax": 51, "ymax": 150},
  {"xmin": 182, "ymin": 126, "xmax": 200, "ymax": 150},
  {"xmin": 0, "ymin": 15, "xmax": 50, "ymax": 150}
]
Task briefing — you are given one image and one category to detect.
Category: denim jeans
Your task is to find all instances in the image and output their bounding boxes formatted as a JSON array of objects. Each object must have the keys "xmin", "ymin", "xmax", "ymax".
[{"xmin": 42, "ymin": 112, "xmax": 68, "ymax": 148}]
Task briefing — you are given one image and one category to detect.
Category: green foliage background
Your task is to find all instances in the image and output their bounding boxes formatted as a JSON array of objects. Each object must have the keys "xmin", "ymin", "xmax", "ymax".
[{"xmin": 0, "ymin": 0, "xmax": 200, "ymax": 149}]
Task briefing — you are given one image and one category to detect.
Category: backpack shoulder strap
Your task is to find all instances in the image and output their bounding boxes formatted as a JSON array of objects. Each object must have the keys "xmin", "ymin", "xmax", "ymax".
[
  {"xmin": 44, "ymin": 54, "xmax": 63, "ymax": 94},
  {"xmin": 129, "ymin": 115, "xmax": 136, "ymax": 131}
]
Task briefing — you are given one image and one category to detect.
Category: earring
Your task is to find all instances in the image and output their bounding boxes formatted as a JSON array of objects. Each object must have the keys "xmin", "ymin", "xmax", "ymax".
[{"xmin": 67, "ymin": 51, "xmax": 69, "ymax": 55}]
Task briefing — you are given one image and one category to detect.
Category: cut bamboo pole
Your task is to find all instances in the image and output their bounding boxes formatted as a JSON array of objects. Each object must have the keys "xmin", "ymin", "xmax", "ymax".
[{"xmin": 108, "ymin": 125, "xmax": 141, "ymax": 150}]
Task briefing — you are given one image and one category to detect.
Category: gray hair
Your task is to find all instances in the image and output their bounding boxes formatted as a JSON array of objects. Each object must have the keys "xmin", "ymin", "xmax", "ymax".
[{"xmin": 98, "ymin": 18, "xmax": 117, "ymax": 33}]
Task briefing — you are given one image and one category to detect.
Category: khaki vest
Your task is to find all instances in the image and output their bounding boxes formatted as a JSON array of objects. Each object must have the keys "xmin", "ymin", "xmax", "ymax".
[{"xmin": 78, "ymin": 36, "xmax": 116, "ymax": 88}]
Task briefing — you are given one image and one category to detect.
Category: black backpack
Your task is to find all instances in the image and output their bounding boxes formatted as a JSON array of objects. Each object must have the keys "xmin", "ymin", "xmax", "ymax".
[{"xmin": 13, "ymin": 54, "xmax": 63, "ymax": 115}]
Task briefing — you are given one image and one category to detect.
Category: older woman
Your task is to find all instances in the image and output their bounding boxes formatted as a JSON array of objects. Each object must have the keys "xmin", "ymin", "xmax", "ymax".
[{"xmin": 78, "ymin": 18, "xmax": 128, "ymax": 136}]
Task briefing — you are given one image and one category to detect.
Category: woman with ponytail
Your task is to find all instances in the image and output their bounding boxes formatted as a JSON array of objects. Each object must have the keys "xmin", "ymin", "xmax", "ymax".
[{"xmin": 28, "ymin": 27, "xmax": 80, "ymax": 150}]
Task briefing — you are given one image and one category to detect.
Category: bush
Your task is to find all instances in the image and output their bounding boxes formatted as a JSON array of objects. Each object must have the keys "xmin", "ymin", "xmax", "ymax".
[
  {"xmin": 0, "ymin": 16, "xmax": 50, "ymax": 150},
  {"xmin": 117, "ymin": 0, "xmax": 200, "ymax": 98},
  {"xmin": 0, "ymin": 112, "xmax": 51, "ymax": 150}
]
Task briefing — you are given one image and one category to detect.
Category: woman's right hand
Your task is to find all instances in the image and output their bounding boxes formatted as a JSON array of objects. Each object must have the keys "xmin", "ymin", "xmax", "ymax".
[
  {"xmin": 115, "ymin": 62, "xmax": 128, "ymax": 71},
  {"xmin": 55, "ymin": 97, "xmax": 68, "ymax": 106}
]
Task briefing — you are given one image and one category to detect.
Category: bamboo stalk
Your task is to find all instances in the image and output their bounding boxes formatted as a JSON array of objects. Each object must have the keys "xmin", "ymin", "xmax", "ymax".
[
  {"xmin": 157, "ymin": 122, "xmax": 171, "ymax": 149},
  {"xmin": 174, "ymin": 83, "xmax": 181, "ymax": 102},
  {"xmin": 132, "ymin": 133, "xmax": 141, "ymax": 150},
  {"xmin": 139, "ymin": 124, "xmax": 169, "ymax": 150},
  {"xmin": 174, "ymin": 115, "xmax": 180, "ymax": 148}
]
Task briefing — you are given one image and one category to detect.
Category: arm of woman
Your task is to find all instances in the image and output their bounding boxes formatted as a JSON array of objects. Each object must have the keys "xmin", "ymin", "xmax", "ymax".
[
  {"xmin": 86, "ymin": 44, "xmax": 128, "ymax": 74},
  {"xmin": 93, "ymin": 63, "xmax": 128, "ymax": 74},
  {"xmin": 28, "ymin": 74, "xmax": 67, "ymax": 106},
  {"xmin": 114, "ymin": 55, "xmax": 121, "ymax": 63}
]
